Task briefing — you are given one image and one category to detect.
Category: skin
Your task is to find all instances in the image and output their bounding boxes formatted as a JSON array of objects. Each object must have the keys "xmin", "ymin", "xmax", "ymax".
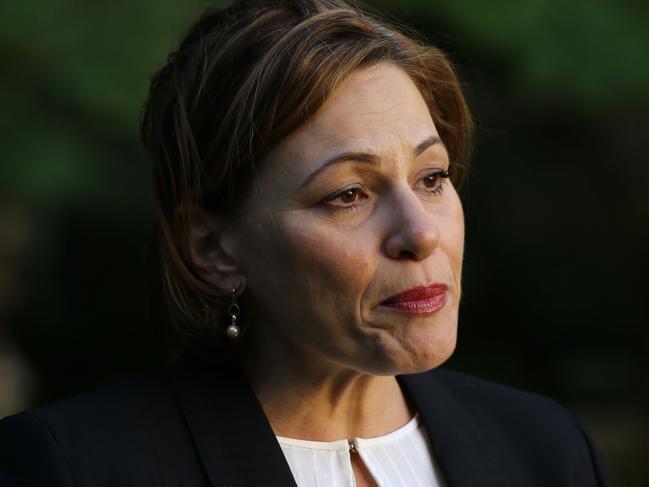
[{"xmin": 189, "ymin": 63, "xmax": 465, "ymax": 469}]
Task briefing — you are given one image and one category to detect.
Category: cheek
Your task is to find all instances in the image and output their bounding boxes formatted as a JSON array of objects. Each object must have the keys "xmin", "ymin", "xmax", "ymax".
[
  {"xmin": 452, "ymin": 215, "xmax": 465, "ymax": 268},
  {"xmin": 246, "ymin": 212, "xmax": 375, "ymax": 322},
  {"xmin": 281, "ymin": 217, "xmax": 373, "ymax": 290},
  {"xmin": 442, "ymin": 194, "xmax": 465, "ymax": 271}
]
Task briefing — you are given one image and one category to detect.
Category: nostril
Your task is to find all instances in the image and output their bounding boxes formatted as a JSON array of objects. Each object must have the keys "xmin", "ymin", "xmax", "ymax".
[{"xmin": 398, "ymin": 249, "xmax": 417, "ymax": 260}]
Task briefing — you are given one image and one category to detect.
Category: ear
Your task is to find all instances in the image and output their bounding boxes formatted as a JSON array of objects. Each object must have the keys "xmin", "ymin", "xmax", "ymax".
[{"xmin": 185, "ymin": 207, "xmax": 246, "ymax": 295}]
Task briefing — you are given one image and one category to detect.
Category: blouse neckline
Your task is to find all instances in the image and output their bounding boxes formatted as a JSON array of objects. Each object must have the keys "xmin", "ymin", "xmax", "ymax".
[{"xmin": 275, "ymin": 412, "xmax": 421, "ymax": 451}]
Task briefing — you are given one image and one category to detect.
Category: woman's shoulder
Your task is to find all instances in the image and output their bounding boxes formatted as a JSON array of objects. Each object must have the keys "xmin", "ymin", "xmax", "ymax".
[
  {"xmin": 415, "ymin": 367, "xmax": 611, "ymax": 482},
  {"xmin": 399, "ymin": 367, "xmax": 611, "ymax": 486},
  {"xmin": 427, "ymin": 366, "xmax": 579, "ymax": 426},
  {"xmin": 0, "ymin": 354, "xmax": 222, "ymax": 433},
  {"xmin": 0, "ymin": 364, "xmax": 207, "ymax": 486},
  {"xmin": 2, "ymin": 366, "xmax": 174, "ymax": 432},
  {"xmin": 431, "ymin": 367, "xmax": 567, "ymax": 405},
  {"xmin": 409, "ymin": 366, "xmax": 582, "ymax": 438}
]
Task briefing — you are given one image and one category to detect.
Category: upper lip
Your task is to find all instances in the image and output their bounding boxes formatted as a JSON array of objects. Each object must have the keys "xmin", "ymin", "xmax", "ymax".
[{"xmin": 380, "ymin": 284, "xmax": 448, "ymax": 305}]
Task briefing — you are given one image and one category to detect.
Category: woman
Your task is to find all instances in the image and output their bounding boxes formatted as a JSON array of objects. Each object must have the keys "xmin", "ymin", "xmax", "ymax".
[{"xmin": 0, "ymin": 0, "xmax": 611, "ymax": 485}]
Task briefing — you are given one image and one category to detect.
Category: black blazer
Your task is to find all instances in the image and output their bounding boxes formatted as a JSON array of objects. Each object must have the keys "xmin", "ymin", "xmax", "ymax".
[{"xmin": 0, "ymin": 355, "xmax": 611, "ymax": 486}]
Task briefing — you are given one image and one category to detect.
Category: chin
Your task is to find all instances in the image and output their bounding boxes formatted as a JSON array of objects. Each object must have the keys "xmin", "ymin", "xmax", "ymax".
[
  {"xmin": 403, "ymin": 341, "xmax": 456, "ymax": 374},
  {"xmin": 367, "ymin": 327, "xmax": 458, "ymax": 376}
]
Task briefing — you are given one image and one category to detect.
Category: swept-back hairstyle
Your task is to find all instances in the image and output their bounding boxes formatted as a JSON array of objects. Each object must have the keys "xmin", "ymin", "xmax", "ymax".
[{"xmin": 140, "ymin": 0, "xmax": 473, "ymax": 355}]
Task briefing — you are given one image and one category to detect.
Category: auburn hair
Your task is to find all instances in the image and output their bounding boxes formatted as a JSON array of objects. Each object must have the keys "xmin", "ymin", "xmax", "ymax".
[{"xmin": 140, "ymin": 0, "xmax": 473, "ymax": 354}]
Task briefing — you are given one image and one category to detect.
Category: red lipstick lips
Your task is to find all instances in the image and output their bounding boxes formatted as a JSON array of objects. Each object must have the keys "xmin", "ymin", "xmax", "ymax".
[{"xmin": 380, "ymin": 284, "xmax": 448, "ymax": 315}]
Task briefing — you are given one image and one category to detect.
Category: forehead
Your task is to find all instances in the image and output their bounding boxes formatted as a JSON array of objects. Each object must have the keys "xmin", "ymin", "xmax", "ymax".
[{"xmin": 267, "ymin": 63, "xmax": 439, "ymax": 177}]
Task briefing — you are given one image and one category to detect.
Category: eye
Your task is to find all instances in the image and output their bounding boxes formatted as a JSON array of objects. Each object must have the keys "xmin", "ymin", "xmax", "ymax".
[
  {"xmin": 338, "ymin": 188, "xmax": 363, "ymax": 203},
  {"xmin": 418, "ymin": 169, "xmax": 450, "ymax": 194},
  {"xmin": 322, "ymin": 185, "xmax": 369, "ymax": 211}
]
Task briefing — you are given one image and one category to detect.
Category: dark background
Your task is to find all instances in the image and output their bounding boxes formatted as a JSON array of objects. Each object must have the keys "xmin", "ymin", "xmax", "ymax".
[{"xmin": 1, "ymin": 0, "xmax": 647, "ymax": 484}]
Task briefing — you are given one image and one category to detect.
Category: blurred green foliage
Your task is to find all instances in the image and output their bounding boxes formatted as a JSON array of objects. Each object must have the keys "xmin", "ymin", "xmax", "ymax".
[
  {"xmin": 0, "ymin": 0, "xmax": 214, "ymax": 205},
  {"xmin": 388, "ymin": 0, "xmax": 649, "ymax": 106}
]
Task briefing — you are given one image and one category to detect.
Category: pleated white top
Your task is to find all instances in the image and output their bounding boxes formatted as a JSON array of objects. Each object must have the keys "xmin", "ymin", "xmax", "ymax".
[{"xmin": 276, "ymin": 413, "xmax": 446, "ymax": 487}]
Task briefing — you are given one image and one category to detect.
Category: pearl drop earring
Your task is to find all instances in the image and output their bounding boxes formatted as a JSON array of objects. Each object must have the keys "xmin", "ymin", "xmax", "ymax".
[{"xmin": 226, "ymin": 287, "xmax": 241, "ymax": 340}]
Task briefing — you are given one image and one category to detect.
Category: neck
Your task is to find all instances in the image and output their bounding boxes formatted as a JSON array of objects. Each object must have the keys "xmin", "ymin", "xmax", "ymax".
[{"xmin": 236, "ymin": 328, "xmax": 415, "ymax": 442}]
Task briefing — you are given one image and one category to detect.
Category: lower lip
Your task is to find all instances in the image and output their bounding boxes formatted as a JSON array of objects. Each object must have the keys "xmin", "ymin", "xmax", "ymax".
[{"xmin": 380, "ymin": 292, "xmax": 448, "ymax": 315}]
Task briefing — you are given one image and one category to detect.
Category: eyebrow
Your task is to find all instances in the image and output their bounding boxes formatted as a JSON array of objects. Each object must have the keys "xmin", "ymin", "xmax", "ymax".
[{"xmin": 298, "ymin": 135, "xmax": 443, "ymax": 190}]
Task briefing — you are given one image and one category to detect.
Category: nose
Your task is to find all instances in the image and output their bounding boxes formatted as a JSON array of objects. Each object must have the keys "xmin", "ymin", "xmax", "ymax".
[{"xmin": 383, "ymin": 188, "xmax": 440, "ymax": 261}]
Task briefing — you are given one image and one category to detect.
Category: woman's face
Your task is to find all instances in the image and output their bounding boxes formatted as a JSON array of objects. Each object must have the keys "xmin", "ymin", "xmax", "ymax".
[{"xmin": 237, "ymin": 63, "xmax": 465, "ymax": 375}]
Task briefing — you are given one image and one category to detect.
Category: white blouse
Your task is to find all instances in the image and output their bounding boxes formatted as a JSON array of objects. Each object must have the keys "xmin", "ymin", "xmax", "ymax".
[{"xmin": 276, "ymin": 413, "xmax": 446, "ymax": 487}]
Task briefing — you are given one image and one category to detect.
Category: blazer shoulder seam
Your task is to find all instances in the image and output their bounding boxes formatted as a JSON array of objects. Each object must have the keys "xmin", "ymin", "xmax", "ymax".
[{"xmin": 28, "ymin": 411, "xmax": 77, "ymax": 487}]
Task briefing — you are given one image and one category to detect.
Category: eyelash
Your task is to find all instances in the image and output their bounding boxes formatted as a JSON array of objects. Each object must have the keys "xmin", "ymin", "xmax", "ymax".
[{"xmin": 323, "ymin": 169, "xmax": 451, "ymax": 213}]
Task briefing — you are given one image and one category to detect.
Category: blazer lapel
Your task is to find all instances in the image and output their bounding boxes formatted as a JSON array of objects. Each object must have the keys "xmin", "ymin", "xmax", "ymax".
[
  {"xmin": 169, "ymin": 355, "xmax": 297, "ymax": 487},
  {"xmin": 397, "ymin": 370, "xmax": 512, "ymax": 487},
  {"xmin": 169, "ymin": 353, "xmax": 510, "ymax": 487}
]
